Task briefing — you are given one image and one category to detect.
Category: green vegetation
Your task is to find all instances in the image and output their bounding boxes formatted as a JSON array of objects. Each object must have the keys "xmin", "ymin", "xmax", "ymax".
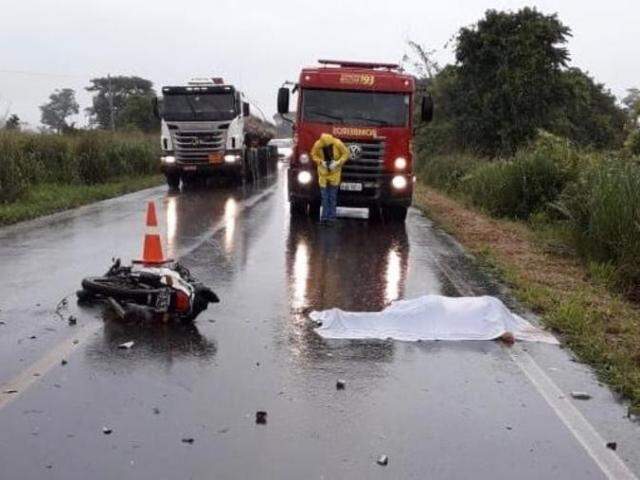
[
  {"xmin": 410, "ymin": 7, "xmax": 640, "ymax": 406},
  {"xmin": 0, "ymin": 176, "xmax": 162, "ymax": 225},
  {"xmin": 0, "ymin": 130, "xmax": 160, "ymax": 223}
]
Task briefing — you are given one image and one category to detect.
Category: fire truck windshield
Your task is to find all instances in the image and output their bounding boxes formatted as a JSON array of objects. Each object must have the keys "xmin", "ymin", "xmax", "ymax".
[
  {"xmin": 161, "ymin": 92, "xmax": 237, "ymax": 121},
  {"xmin": 301, "ymin": 89, "xmax": 409, "ymax": 127}
]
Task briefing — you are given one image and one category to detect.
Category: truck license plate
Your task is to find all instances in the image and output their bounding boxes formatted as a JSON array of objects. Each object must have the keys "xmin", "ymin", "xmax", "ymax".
[
  {"xmin": 208, "ymin": 153, "xmax": 223, "ymax": 164},
  {"xmin": 340, "ymin": 182, "xmax": 363, "ymax": 192},
  {"xmin": 183, "ymin": 165, "xmax": 197, "ymax": 171}
]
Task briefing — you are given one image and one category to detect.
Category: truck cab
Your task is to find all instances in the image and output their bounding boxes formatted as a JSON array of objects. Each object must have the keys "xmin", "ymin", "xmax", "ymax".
[
  {"xmin": 278, "ymin": 60, "xmax": 433, "ymax": 221},
  {"xmin": 156, "ymin": 78, "xmax": 276, "ymax": 189}
]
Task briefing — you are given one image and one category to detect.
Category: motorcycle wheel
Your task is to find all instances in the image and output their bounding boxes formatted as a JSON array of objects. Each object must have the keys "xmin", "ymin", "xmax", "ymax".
[{"xmin": 81, "ymin": 276, "xmax": 163, "ymax": 304}]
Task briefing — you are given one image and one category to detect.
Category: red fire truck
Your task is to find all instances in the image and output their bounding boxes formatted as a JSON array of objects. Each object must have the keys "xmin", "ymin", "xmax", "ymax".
[{"xmin": 277, "ymin": 59, "xmax": 433, "ymax": 221}]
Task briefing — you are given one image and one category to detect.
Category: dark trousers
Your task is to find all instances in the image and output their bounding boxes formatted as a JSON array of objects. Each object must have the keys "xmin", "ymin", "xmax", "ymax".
[{"xmin": 320, "ymin": 185, "xmax": 338, "ymax": 220}]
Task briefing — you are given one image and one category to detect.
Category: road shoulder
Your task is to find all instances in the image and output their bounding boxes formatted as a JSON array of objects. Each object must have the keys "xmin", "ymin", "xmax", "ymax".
[{"xmin": 414, "ymin": 183, "xmax": 640, "ymax": 412}]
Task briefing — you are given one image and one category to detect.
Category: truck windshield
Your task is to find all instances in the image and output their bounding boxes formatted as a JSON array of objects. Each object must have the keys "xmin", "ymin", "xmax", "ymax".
[
  {"xmin": 301, "ymin": 89, "xmax": 410, "ymax": 127},
  {"xmin": 161, "ymin": 93, "xmax": 237, "ymax": 121}
]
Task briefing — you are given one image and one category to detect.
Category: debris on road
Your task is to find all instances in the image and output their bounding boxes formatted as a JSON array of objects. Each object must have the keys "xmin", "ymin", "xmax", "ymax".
[
  {"xmin": 68, "ymin": 315, "xmax": 77, "ymax": 326},
  {"xmin": 153, "ymin": 407, "xmax": 160, "ymax": 415},
  {"xmin": 102, "ymin": 427, "xmax": 112, "ymax": 435},
  {"xmin": 256, "ymin": 411, "xmax": 268, "ymax": 424},
  {"xmin": 336, "ymin": 379, "xmax": 346, "ymax": 390},
  {"xmin": 377, "ymin": 455, "xmax": 389, "ymax": 466},
  {"xmin": 181, "ymin": 437, "xmax": 194, "ymax": 444},
  {"xmin": 3, "ymin": 389, "xmax": 18, "ymax": 394},
  {"xmin": 118, "ymin": 341, "xmax": 135, "ymax": 349},
  {"xmin": 61, "ymin": 359, "xmax": 68, "ymax": 366},
  {"xmin": 570, "ymin": 391, "xmax": 592, "ymax": 400},
  {"xmin": 606, "ymin": 442, "xmax": 617, "ymax": 450}
]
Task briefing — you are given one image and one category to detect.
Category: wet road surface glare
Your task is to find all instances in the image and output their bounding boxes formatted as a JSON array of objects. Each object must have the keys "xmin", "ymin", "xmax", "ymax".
[{"xmin": 0, "ymin": 171, "xmax": 639, "ymax": 479}]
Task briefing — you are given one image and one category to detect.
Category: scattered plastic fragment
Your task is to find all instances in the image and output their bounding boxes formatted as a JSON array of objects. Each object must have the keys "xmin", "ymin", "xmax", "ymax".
[
  {"xmin": 570, "ymin": 391, "xmax": 592, "ymax": 400},
  {"xmin": 118, "ymin": 341, "xmax": 135, "ymax": 349},
  {"xmin": 68, "ymin": 316, "xmax": 77, "ymax": 326},
  {"xmin": 3, "ymin": 389, "xmax": 18, "ymax": 394},
  {"xmin": 606, "ymin": 442, "xmax": 617, "ymax": 451},
  {"xmin": 181, "ymin": 437, "xmax": 194, "ymax": 444},
  {"xmin": 256, "ymin": 411, "xmax": 267, "ymax": 424},
  {"xmin": 30, "ymin": 335, "xmax": 37, "ymax": 339},
  {"xmin": 377, "ymin": 455, "xmax": 389, "ymax": 466},
  {"xmin": 102, "ymin": 427, "xmax": 112, "ymax": 435},
  {"xmin": 153, "ymin": 407, "xmax": 160, "ymax": 415},
  {"xmin": 336, "ymin": 379, "xmax": 346, "ymax": 390},
  {"xmin": 61, "ymin": 359, "xmax": 68, "ymax": 366}
]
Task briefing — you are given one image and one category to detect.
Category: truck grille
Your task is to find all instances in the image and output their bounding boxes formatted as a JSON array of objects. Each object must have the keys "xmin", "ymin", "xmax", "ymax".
[
  {"xmin": 342, "ymin": 140, "xmax": 385, "ymax": 180},
  {"xmin": 174, "ymin": 130, "xmax": 226, "ymax": 164}
]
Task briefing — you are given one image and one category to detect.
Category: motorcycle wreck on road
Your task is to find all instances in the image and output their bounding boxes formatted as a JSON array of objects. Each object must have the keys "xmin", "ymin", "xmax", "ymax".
[{"xmin": 77, "ymin": 258, "xmax": 219, "ymax": 323}]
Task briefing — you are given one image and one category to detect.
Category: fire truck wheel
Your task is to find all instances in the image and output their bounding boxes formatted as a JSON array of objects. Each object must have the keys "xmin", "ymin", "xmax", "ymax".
[
  {"xmin": 383, "ymin": 206, "xmax": 408, "ymax": 222},
  {"xmin": 368, "ymin": 206, "xmax": 383, "ymax": 222},
  {"xmin": 308, "ymin": 202, "xmax": 321, "ymax": 220},
  {"xmin": 166, "ymin": 173, "xmax": 181, "ymax": 190},
  {"xmin": 290, "ymin": 200, "xmax": 307, "ymax": 217}
]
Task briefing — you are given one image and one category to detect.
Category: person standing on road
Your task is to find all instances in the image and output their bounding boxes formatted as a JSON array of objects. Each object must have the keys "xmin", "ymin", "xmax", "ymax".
[{"xmin": 310, "ymin": 133, "xmax": 349, "ymax": 223}]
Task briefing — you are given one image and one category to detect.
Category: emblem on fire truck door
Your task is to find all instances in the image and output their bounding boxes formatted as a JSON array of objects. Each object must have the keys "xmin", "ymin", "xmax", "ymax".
[{"xmin": 348, "ymin": 144, "xmax": 362, "ymax": 160}]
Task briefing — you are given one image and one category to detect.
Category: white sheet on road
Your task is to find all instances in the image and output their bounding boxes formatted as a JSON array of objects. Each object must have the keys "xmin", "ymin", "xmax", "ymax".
[{"xmin": 311, "ymin": 295, "xmax": 558, "ymax": 344}]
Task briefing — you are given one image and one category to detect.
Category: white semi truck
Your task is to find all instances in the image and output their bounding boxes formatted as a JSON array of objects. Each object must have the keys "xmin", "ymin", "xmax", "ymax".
[{"xmin": 155, "ymin": 78, "xmax": 276, "ymax": 189}]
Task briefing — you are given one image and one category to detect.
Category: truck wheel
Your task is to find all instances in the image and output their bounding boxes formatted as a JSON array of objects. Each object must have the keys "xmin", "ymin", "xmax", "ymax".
[
  {"xmin": 308, "ymin": 202, "xmax": 321, "ymax": 221},
  {"xmin": 290, "ymin": 200, "xmax": 307, "ymax": 217},
  {"xmin": 369, "ymin": 206, "xmax": 383, "ymax": 222},
  {"xmin": 166, "ymin": 173, "xmax": 180, "ymax": 190},
  {"xmin": 383, "ymin": 206, "xmax": 408, "ymax": 222}
]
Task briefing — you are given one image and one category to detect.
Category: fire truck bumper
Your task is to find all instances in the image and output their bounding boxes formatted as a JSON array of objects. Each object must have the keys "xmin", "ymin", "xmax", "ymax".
[{"xmin": 288, "ymin": 168, "xmax": 413, "ymax": 208}]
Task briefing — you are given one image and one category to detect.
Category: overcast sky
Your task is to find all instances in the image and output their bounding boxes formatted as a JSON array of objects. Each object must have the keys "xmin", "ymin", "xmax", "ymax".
[{"xmin": 1, "ymin": 0, "xmax": 638, "ymax": 129}]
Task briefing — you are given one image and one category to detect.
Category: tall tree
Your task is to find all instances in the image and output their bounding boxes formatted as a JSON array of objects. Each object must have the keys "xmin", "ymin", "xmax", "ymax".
[
  {"xmin": 86, "ymin": 76, "xmax": 156, "ymax": 130},
  {"xmin": 4, "ymin": 114, "xmax": 20, "ymax": 131},
  {"xmin": 623, "ymin": 88, "xmax": 640, "ymax": 126},
  {"xmin": 552, "ymin": 68, "xmax": 626, "ymax": 149},
  {"xmin": 40, "ymin": 88, "xmax": 79, "ymax": 133},
  {"xmin": 452, "ymin": 8, "xmax": 571, "ymax": 155}
]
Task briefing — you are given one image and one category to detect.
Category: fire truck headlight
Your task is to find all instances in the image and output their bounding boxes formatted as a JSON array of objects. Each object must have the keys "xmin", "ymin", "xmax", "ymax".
[
  {"xmin": 162, "ymin": 156, "xmax": 176, "ymax": 164},
  {"xmin": 394, "ymin": 157, "xmax": 407, "ymax": 170},
  {"xmin": 298, "ymin": 171, "xmax": 312, "ymax": 185},
  {"xmin": 392, "ymin": 175, "xmax": 408, "ymax": 190},
  {"xmin": 299, "ymin": 153, "xmax": 310, "ymax": 164},
  {"xmin": 224, "ymin": 154, "xmax": 240, "ymax": 163}
]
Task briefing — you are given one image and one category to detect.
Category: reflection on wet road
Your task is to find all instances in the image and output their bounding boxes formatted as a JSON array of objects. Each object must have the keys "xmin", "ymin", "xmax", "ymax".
[{"xmin": 0, "ymin": 171, "xmax": 638, "ymax": 479}]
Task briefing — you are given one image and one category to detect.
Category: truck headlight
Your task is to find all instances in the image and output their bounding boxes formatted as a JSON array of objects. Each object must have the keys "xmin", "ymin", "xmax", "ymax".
[
  {"xmin": 224, "ymin": 154, "xmax": 240, "ymax": 163},
  {"xmin": 299, "ymin": 153, "xmax": 310, "ymax": 164},
  {"xmin": 392, "ymin": 175, "xmax": 408, "ymax": 190},
  {"xmin": 298, "ymin": 171, "xmax": 312, "ymax": 184},
  {"xmin": 162, "ymin": 156, "xmax": 176, "ymax": 164},
  {"xmin": 394, "ymin": 157, "xmax": 407, "ymax": 170}
]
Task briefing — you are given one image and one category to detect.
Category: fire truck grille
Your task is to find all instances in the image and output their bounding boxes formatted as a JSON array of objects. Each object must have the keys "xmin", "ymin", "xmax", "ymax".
[
  {"xmin": 342, "ymin": 140, "xmax": 385, "ymax": 180},
  {"xmin": 174, "ymin": 130, "xmax": 226, "ymax": 164}
]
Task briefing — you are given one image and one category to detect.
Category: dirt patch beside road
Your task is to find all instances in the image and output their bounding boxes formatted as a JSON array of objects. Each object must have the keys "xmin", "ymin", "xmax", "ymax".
[{"xmin": 414, "ymin": 183, "xmax": 640, "ymax": 410}]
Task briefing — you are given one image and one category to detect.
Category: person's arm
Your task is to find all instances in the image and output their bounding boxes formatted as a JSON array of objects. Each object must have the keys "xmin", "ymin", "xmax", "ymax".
[
  {"xmin": 310, "ymin": 140, "xmax": 324, "ymax": 166},
  {"xmin": 334, "ymin": 139, "xmax": 350, "ymax": 167}
]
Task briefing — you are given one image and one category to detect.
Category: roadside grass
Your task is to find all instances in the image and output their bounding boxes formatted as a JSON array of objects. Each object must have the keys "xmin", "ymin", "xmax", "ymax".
[
  {"xmin": 0, "ymin": 175, "xmax": 163, "ymax": 226},
  {"xmin": 414, "ymin": 183, "xmax": 640, "ymax": 410}
]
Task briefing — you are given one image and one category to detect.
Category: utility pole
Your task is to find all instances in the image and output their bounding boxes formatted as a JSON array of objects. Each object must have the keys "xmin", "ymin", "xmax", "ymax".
[{"xmin": 107, "ymin": 74, "xmax": 115, "ymax": 131}]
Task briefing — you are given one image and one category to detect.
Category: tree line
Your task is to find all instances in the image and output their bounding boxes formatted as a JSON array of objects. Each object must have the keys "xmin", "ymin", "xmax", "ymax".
[
  {"xmin": 2, "ymin": 76, "xmax": 160, "ymax": 134},
  {"xmin": 407, "ymin": 7, "xmax": 640, "ymax": 157}
]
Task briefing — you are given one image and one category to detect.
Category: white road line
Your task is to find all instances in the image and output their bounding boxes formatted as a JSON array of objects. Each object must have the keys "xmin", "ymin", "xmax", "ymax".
[
  {"xmin": 423, "ymin": 218, "xmax": 637, "ymax": 479},
  {"xmin": 0, "ymin": 184, "xmax": 277, "ymax": 412},
  {"xmin": 0, "ymin": 323, "xmax": 101, "ymax": 410},
  {"xmin": 510, "ymin": 347, "xmax": 637, "ymax": 480}
]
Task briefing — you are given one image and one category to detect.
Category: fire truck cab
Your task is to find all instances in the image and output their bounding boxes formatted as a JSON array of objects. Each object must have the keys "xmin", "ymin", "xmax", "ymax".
[{"xmin": 278, "ymin": 59, "xmax": 433, "ymax": 221}]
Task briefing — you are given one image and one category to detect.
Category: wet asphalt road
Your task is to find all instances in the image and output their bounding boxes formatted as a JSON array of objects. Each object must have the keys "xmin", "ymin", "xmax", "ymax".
[{"xmin": 1, "ymin": 168, "xmax": 639, "ymax": 479}]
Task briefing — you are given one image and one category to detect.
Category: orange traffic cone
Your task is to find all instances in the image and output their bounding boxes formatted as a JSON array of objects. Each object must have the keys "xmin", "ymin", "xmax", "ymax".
[{"xmin": 134, "ymin": 201, "xmax": 171, "ymax": 266}]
